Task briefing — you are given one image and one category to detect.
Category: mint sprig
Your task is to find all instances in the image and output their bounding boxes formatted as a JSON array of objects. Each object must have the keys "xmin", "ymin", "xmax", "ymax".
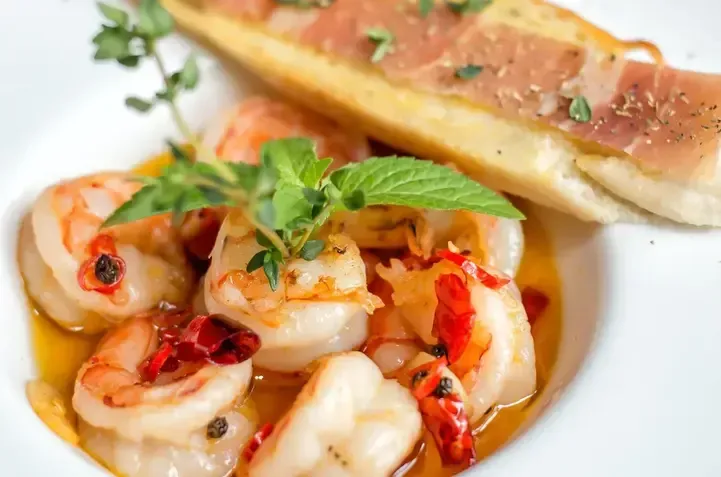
[{"xmin": 91, "ymin": 0, "xmax": 524, "ymax": 292}]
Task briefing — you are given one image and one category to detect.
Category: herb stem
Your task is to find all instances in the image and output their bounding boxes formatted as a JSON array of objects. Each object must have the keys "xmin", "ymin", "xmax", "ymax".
[
  {"xmin": 290, "ymin": 201, "xmax": 334, "ymax": 256},
  {"xmin": 147, "ymin": 41, "xmax": 216, "ymax": 163}
]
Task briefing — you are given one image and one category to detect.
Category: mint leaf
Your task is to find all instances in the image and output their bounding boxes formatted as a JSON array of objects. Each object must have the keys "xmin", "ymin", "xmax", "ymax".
[
  {"xmin": 167, "ymin": 141, "xmax": 191, "ymax": 164},
  {"xmin": 329, "ymin": 156, "xmax": 524, "ymax": 219},
  {"xmin": 569, "ymin": 95, "xmax": 592, "ymax": 123},
  {"xmin": 137, "ymin": 0, "xmax": 174, "ymax": 38},
  {"xmin": 261, "ymin": 138, "xmax": 327, "ymax": 188},
  {"xmin": 447, "ymin": 0, "xmax": 493, "ymax": 15},
  {"xmin": 93, "ymin": 26, "xmax": 131, "ymax": 60},
  {"xmin": 342, "ymin": 190, "xmax": 365, "ymax": 211},
  {"xmin": 302, "ymin": 187, "xmax": 326, "ymax": 206},
  {"xmin": 98, "ymin": 2, "xmax": 129, "ymax": 27},
  {"xmin": 455, "ymin": 64, "xmax": 483, "ymax": 79},
  {"xmin": 299, "ymin": 240, "xmax": 325, "ymax": 260},
  {"xmin": 274, "ymin": 186, "xmax": 312, "ymax": 229},
  {"xmin": 247, "ymin": 251, "xmax": 267, "ymax": 273}
]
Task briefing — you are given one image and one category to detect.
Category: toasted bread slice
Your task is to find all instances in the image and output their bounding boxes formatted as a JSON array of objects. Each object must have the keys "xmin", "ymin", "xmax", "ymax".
[{"xmin": 162, "ymin": 0, "xmax": 718, "ymax": 225}]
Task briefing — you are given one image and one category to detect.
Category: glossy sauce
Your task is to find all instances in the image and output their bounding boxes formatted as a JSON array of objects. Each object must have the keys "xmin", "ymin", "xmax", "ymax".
[{"xmin": 25, "ymin": 149, "xmax": 561, "ymax": 476}]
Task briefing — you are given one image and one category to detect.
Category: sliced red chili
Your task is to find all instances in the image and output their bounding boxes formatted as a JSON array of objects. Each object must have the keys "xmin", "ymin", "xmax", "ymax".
[
  {"xmin": 88, "ymin": 234, "xmax": 117, "ymax": 256},
  {"xmin": 436, "ymin": 249, "xmax": 510, "ymax": 290},
  {"xmin": 176, "ymin": 315, "xmax": 261, "ymax": 365},
  {"xmin": 521, "ymin": 287, "xmax": 549, "ymax": 325},
  {"xmin": 433, "ymin": 274, "xmax": 475, "ymax": 364},
  {"xmin": 419, "ymin": 393, "xmax": 476, "ymax": 467},
  {"xmin": 77, "ymin": 253, "xmax": 126, "ymax": 294},
  {"xmin": 242, "ymin": 423, "xmax": 274, "ymax": 462},
  {"xmin": 408, "ymin": 356, "xmax": 448, "ymax": 400},
  {"xmin": 138, "ymin": 342, "xmax": 174, "ymax": 382}
]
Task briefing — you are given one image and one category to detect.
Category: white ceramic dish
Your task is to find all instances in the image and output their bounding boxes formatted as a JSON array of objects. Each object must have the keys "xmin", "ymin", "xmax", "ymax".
[{"xmin": 2, "ymin": 1, "xmax": 721, "ymax": 476}]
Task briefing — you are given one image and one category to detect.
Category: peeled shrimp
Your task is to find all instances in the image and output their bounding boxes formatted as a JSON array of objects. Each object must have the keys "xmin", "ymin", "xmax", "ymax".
[
  {"xmin": 327, "ymin": 207, "xmax": 524, "ymax": 278},
  {"xmin": 20, "ymin": 172, "xmax": 192, "ymax": 331},
  {"xmin": 73, "ymin": 316, "xmax": 256, "ymax": 477},
  {"xmin": 204, "ymin": 211, "xmax": 378, "ymax": 373},
  {"xmin": 202, "ymin": 96, "xmax": 370, "ymax": 167},
  {"xmin": 377, "ymin": 256, "xmax": 536, "ymax": 422},
  {"xmin": 248, "ymin": 352, "xmax": 422, "ymax": 477}
]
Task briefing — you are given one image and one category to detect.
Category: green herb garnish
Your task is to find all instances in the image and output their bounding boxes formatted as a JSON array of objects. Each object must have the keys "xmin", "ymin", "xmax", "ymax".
[
  {"xmin": 455, "ymin": 64, "xmax": 483, "ymax": 79},
  {"xmin": 91, "ymin": 0, "xmax": 524, "ymax": 291},
  {"xmin": 446, "ymin": 0, "xmax": 493, "ymax": 15},
  {"xmin": 419, "ymin": 0, "xmax": 435, "ymax": 17},
  {"xmin": 366, "ymin": 27, "xmax": 395, "ymax": 63},
  {"xmin": 569, "ymin": 95, "xmax": 592, "ymax": 123}
]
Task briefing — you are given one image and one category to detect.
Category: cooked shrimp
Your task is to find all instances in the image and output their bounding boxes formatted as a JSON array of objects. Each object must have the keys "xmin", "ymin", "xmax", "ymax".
[
  {"xmin": 21, "ymin": 172, "xmax": 193, "ymax": 331},
  {"xmin": 202, "ymin": 96, "xmax": 370, "ymax": 167},
  {"xmin": 204, "ymin": 211, "xmax": 379, "ymax": 372},
  {"xmin": 247, "ymin": 352, "xmax": 422, "ymax": 477},
  {"xmin": 377, "ymin": 249, "xmax": 536, "ymax": 422},
  {"xmin": 326, "ymin": 206, "xmax": 524, "ymax": 278},
  {"xmin": 73, "ymin": 315, "xmax": 259, "ymax": 477}
]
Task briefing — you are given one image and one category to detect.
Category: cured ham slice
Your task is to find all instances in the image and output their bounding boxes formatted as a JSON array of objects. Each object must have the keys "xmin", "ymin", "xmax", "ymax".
[{"xmin": 166, "ymin": 0, "xmax": 721, "ymax": 225}]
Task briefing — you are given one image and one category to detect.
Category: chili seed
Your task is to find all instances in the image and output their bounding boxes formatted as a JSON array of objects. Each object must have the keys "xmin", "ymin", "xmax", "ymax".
[
  {"xmin": 429, "ymin": 343, "xmax": 448, "ymax": 358},
  {"xmin": 94, "ymin": 254, "xmax": 119, "ymax": 285},
  {"xmin": 411, "ymin": 370, "xmax": 429, "ymax": 388},
  {"xmin": 433, "ymin": 377, "xmax": 453, "ymax": 397},
  {"xmin": 207, "ymin": 416, "xmax": 229, "ymax": 439}
]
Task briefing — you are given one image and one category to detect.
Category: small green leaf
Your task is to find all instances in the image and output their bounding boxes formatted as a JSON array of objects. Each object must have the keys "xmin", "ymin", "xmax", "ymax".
[
  {"xmin": 569, "ymin": 95, "xmax": 592, "ymax": 123},
  {"xmin": 329, "ymin": 156, "xmax": 524, "ymax": 219},
  {"xmin": 255, "ymin": 166, "xmax": 278, "ymax": 197},
  {"xmin": 155, "ymin": 88, "xmax": 176, "ymax": 102},
  {"xmin": 247, "ymin": 251, "xmax": 268, "ymax": 273},
  {"xmin": 98, "ymin": 3, "xmax": 130, "ymax": 27},
  {"xmin": 446, "ymin": 0, "xmax": 492, "ymax": 15},
  {"xmin": 137, "ymin": 0, "xmax": 174, "ymax": 38},
  {"xmin": 299, "ymin": 240, "xmax": 325, "ymax": 261},
  {"xmin": 93, "ymin": 27, "xmax": 131, "ymax": 60},
  {"xmin": 286, "ymin": 217, "xmax": 314, "ymax": 229},
  {"xmin": 455, "ymin": 64, "xmax": 483, "ymax": 80},
  {"xmin": 263, "ymin": 259, "xmax": 280, "ymax": 291},
  {"xmin": 274, "ymin": 186, "xmax": 312, "ymax": 230},
  {"xmin": 226, "ymin": 162, "xmax": 260, "ymax": 192},
  {"xmin": 342, "ymin": 190, "xmax": 366, "ymax": 211},
  {"xmin": 125, "ymin": 96, "xmax": 154, "ymax": 112},
  {"xmin": 260, "ymin": 138, "xmax": 326, "ymax": 188},
  {"xmin": 117, "ymin": 55, "xmax": 141, "ymax": 67},
  {"xmin": 419, "ymin": 0, "xmax": 434, "ymax": 17},
  {"xmin": 102, "ymin": 185, "xmax": 160, "ymax": 227},
  {"xmin": 255, "ymin": 230, "xmax": 274, "ymax": 248},
  {"xmin": 270, "ymin": 248, "xmax": 285, "ymax": 264},
  {"xmin": 366, "ymin": 27, "xmax": 395, "ymax": 63},
  {"xmin": 303, "ymin": 188, "xmax": 326, "ymax": 206},
  {"xmin": 179, "ymin": 55, "xmax": 200, "ymax": 90}
]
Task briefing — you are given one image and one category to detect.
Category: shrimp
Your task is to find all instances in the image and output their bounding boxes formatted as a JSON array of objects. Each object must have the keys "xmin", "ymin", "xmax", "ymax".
[
  {"xmin": 326, "ymin": 206, "xmax": 524, "ymax": 279},
  {"xmin": 377, "ymin": 248, "xmax": 536, "ymax": 423},
  {"xmin": 73, "ymin": 314, "xmax": 260, "ymax": 477},
  {"xmin": 202, "ymin": 96, "xmax": 370, "ymax": 167},
  {"xmin": 21, "ymin": 172, "xmax": 193, "ymax": 331},
  {"xmin": 204, "ymin": 210, "xmax": 380, "ymax": 373},
  {"xmin": 247, "ymin": 352, "xmax": 422, "ymax": 477}
]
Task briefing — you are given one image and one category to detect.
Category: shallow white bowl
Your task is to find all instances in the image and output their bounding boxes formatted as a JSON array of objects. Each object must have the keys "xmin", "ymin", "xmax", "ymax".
[{"xmin": 2, "ymin": 1, "xmax": 721, "ymax": 476}]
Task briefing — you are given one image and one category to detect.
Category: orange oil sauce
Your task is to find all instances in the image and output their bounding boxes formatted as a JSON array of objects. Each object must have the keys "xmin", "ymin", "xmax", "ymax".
[{"xmin": 25, "ymin": 151, "xmax": 561, "ymax": 476}]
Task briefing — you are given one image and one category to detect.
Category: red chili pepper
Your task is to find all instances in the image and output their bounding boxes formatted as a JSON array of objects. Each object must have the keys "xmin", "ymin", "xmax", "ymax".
[
  {"xmin": 88, "ymin": 234, "xmax": 117, "ymax": 256},
  {"xmin": 139, "ymin": 342, "xmax": 174, "ymax": 382},
  {"xmin": 436, "ymin": 249, "xmax": 510, "ymax": 290},
  {"xmin": 521, "ymin": 287, "xmax": 549, "ymax": 326},
  {"xmin": 419, "ymin": 393, "xmax": 476, "ymax": 467},
  {"xmin": 408, "ymin": 356, "xmax": 448, "ymax": 400},
  {"xmin": 242, "ymin": 423, "xmax": 274, "ymax": 462},
  {"xmin": 176, "ymin": 315, "xmax": 261, "ymax": 365},
  {"xmin": 433, "ymin": 274, "xmax": 476, "ymax": 364},
  {"xmin": 76, "ymin": 253, "xmax": 127, "ymax": 294}
]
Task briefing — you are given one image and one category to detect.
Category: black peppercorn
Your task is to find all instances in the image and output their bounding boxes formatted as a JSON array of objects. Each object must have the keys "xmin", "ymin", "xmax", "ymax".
[
  {"xmin": 433, "ymin": 377, "xmax": 453, "ymax": 398},
  {"xmin": 429, "ymin": 343, "xmax": 447, "ymax": 359},
  {"xmin": 94, "ymin": 254, "xmax": 119, "ymax": 285},
  {"xmin": 206, "ymin": 416, "xmax": 229, "ymax": 439},
  {"xmin": 411, "ymin": 369, "xmax": 429, "ymax": 388}
]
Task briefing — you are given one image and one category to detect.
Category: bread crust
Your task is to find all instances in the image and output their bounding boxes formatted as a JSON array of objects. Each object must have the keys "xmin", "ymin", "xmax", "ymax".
[{"xmin": 161, "ymin": 0, "xmax": 693, "ymax": 225}]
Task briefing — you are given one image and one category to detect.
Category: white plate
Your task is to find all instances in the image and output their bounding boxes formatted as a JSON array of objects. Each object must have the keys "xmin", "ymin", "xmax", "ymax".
[{"xmin": 1, "ymin": 1, "xmax": 720, "ymax": 476}]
